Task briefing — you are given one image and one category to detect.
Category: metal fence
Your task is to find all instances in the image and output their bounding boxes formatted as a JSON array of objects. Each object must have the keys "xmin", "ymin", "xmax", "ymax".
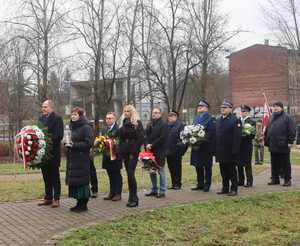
[{"xmin": 0, "ymin": 122, "xmax": 18, "ymax": 161}]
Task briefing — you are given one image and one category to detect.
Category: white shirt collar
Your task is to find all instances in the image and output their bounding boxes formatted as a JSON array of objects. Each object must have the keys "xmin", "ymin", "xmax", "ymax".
[{"xmin": 108, "ymin": 122, "xmax": 116, "ymax": 131}]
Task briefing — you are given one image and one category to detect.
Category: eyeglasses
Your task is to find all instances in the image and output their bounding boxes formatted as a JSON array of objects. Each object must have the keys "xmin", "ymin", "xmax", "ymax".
[
  {"xmin": 220, "ymin": 106, "xmax": 229, "ymax": 109},
  {"xmin": 106, "ymin": 117, "xmax": 114, "ymax": 120}
]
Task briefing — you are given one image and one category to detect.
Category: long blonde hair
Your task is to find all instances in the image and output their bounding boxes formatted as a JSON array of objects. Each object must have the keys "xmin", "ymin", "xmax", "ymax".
[{"xmin": 120, "ymin": 104, "xmax": 140, "ymax": 126}]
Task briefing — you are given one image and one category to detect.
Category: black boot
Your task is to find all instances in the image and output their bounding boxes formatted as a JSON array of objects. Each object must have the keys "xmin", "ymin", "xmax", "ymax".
[
  {"xmin": 203, "ymin": 185, "xmax": 210, "ymax": 192},
  {"xmin": 73, "ymin": 199, "xmax": 88, "ymax": 213},
  {"xmin": 126, "ymin": 196, "xmax": 139, "ymax": 207},
  {"xmin": 282, "ymin": 180, "xmax": 292, "ymax": 187},
  {"xmin": 268, "ymin": 178, "xmax": 280, "ymax": 185}
]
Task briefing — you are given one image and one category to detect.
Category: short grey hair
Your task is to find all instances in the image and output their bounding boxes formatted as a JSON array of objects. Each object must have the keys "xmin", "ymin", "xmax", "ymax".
[{"xmin": 43, "ymin": 100, "xmax": 55, "ymax": 109}]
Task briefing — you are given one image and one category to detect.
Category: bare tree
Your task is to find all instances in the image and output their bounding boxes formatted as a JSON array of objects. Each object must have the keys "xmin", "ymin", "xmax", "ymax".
[
  {"xmin": 262, "ymin": 0, "xmax": 300, "ymax": 50},
  {"xmin": 73, "ymin": 0, "xmax": 124, "ymax": 133},
  {"xmin": 7, "ymin": 0, "xmax": 72, "ymax": 104},
  {"xmin": 131, "ymin": 0, "xmax": 241, "ymax": 112},
  {"xmin": 0, "ymin": 36, "xmax": 35, "ymax": 129},
  {"xmin": 185, "ymin": 0, "xmax": 241, "ymax": 100},
  {"xmin": 125, "ymin": 0, "xmax": 140, "ymax": 103}
]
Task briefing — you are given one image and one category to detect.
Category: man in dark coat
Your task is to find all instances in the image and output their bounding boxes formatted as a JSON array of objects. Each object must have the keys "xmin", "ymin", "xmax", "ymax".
[
  {"xmin": 145, "ymin": 107, "xmax": 168, "ymax": 198},
  {"xmin": 237, "ymin": 105, "xmax": 256, "ymax": 187},
  {"xmin": 216, "ymin": 100, "xmax": 242, "ymax": 196},
  {"xmin": 190, "ymin": 100, "xmax": 216, "ymax": 192},
  {"xmin": 102, "ymin": 112, "xmax": 122, "ymax": 201},
  {"xmin": 38, "ymin": 100, "xmax": 64, "ymax": 207},
  {"xmin": 265, "ymin": 101, "xmax": 295, "ymax": 186},
  {"xmin": 165, "ymin": 110, "xmax": 185, "ymax": 190}
]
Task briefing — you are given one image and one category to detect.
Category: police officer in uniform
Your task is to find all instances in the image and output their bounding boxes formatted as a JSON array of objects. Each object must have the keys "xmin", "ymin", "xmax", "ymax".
[
  {"xmin": 237, "ymin": 105, "xmax": 256, "ymax": 187},
  {"xmin": 216, "ymin": 100, "xmax": 242, "ymax": 196},
  {"xmin": 190, "ymin": 99, "xmax": 216, "ymax": 192}
]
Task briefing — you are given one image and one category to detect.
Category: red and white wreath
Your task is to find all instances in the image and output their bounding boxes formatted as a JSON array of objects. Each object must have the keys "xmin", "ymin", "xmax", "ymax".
[{"xmin": 15, "ymin": 125, "xmax": 47, "ymax": 168}]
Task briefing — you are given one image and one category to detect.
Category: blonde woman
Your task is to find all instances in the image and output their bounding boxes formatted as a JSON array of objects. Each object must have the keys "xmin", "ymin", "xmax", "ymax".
[{"xmin": 118, "ymin": 105, "xmax": 144, "ymax": 207}]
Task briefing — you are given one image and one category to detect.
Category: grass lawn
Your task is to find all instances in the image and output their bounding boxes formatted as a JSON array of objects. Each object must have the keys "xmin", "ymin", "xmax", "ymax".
[
  {"xmin": 4, "ymin": 147, "xmax": 300, "ymax": 202},
  {"xmin": 0, "ymin": 150, "xmax": 267, "ymax": 202},
  {"xmin": 0, "ymin": 163, "xmax": 266, "ymax": 202},
  {"xmin": 1, "ymin": 146, "xmax": 300, "ymax": 175},
  {"xmin": 58, "ymin": 191, "xmax": 300, "ymax": 246}
]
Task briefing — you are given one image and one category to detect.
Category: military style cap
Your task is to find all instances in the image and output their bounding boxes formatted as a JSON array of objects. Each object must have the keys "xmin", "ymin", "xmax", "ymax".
[
  {"xmin": 198, "ymin": 99, "xmax": 210, "ymax": 108},
  {"xmin": 168, "ymin": 110, "xmax": 179, "ymax": 117},
  {"xmin": 221, "ymin": 99, "xmax": 233, "ymax": 108},
  {"xmin": 241, "ymin": 104, "xmax": 251, "ymax": 112}
]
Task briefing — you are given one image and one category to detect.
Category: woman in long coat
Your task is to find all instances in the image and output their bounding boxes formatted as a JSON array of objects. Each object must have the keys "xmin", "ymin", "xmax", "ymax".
[
  {"xmin": 65, "ymin": 107, "xmax": 93, "ymax": 212},
  {"xmin": 118, "ymin": 105, "xmax": 144, "ymax": 207}
]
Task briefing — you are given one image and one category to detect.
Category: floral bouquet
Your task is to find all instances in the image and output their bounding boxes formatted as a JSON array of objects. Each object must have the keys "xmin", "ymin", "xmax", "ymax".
[
  {"xmin": 15, "ymin": 125, "xmax": 50, "ymax": 169},
  {"xmin": 180, "ymin": 124, "xmax": 206, "ymax": 148},
  {"xmin": 94, "ymin": 136, "xmax": 116, "ymax": 161},
  {"xmin": 242, "ymin": 123, "xmax": 256, "ymax": 137}
]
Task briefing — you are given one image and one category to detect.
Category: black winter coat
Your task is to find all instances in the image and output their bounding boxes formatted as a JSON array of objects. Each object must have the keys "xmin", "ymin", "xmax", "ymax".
[
  {"xmin": 145, "ymin": 118, "xmax": 168, "ymax": 166},
  {"xmin": 239, "ymin": 117, "xmax": 256, "ymax": 165},
  {"xmin": 102, "ymin": 123, "xmax": 122, "ymax": 170},
  {"xmin": 165, "ymin": 120, "xmax": 185, "ymax": 157},
  {"xmin": 265, "ymin": 111, "xmax": 295, "ymax": 154},
  {"xmin": 118, "ymin": 119, "xmax": 144, "ymax": 157},
  {"xmin": 66, "ymin": 117, "xmax": 93, "ymax": 186},
  {"xmin": 216, "ymin": 113, "xmax": 242, "ymax": 163},
  {"xmin": 38, "ymin": 112, "xmax": 64, "ymax": 167}
]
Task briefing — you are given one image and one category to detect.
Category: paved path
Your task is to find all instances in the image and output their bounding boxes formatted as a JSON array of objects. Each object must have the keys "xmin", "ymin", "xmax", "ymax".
[{"xmin": 1, "ymin": 166, "xmax": 300, "ymax": 246}]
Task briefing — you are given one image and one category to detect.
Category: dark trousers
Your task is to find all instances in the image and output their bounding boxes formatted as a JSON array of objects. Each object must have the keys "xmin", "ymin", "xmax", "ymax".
[
  {"xmin": 106, "ymin": 169, "xmax": 123, "ymax": 195},
  {"xmin": 90, "ymin": 158, "xmax": 98, "ymax": 193},
  {"xmin": 219, "ymin": 162, "xmax": 238, "ymax": 192},
  {"xmin": 254, "ymin": 144, "xmax": 264, "ymax": 164},
  {"xmin": 237, "ymin": 163, "xmax": 253, "ymax": 185},
  {"xmin": 41, "ymin": 165, "xmax": 61, "ymax": 200},
  {"xmin": 167, "ymin": 154, "xmax": 182, "ymax": 188},
  {"xmin": 270, "ymin": 152, "xmax": 291, "ymax": 182},
  {"xmin": 195, "ymin": 165, "xmax": 212, "ymax": 188},
  {"xmin": 124, "ymin": 155, "xmax": 138, "ymax": 202}
]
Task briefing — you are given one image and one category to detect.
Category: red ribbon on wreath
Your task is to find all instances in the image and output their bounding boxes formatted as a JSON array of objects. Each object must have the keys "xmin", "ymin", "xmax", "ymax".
[{"xmin": 107, "ymin": 138, "xmax": 116, "ymax": 161}]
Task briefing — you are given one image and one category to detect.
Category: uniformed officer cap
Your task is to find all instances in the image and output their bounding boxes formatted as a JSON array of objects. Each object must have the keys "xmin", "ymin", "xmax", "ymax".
[
  {"xmin": 221, "ymin": 99, "xmax": 233, "ymax": 108},
  {"xmin": 241, "ymin": 104, "xmax": 251, "ymax": 112},
  {"xmin": 198, "ymin": 99, "xmax": 210, "ymax": 108},
  {"xmin": 168, "ymin": 110, "xmax": 179, "ymax": 117}
]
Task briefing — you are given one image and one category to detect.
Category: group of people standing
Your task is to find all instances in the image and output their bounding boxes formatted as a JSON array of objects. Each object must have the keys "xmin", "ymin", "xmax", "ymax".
[{"xmin": 36, "ymin": 98, "xmax": 297, "ymax": 213}]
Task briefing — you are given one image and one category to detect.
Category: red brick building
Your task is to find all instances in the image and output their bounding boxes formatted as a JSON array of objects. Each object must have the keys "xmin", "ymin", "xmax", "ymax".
[
  {"xmin": 0, "ymin": 81, "xmax": 9, "ymax": 122},
  {"xmin": 229, "ymin": 44, "xmax": 300, "ymax": 119}
]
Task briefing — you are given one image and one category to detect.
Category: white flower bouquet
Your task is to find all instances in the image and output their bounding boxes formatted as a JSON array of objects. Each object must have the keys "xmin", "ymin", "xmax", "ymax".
[
  {"xmin": 242, "ymin": 123, "xmax": 256, "ymax": 136},
  {"xmin": 180, "ymin": 124, "xmax": 206, "ymax": 148}
]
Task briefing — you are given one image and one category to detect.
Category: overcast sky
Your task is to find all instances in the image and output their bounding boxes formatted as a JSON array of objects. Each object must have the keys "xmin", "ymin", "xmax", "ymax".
[
  {"xmin": 0, "ymin": 0, "xmax": 275, "ymax": 51},
  {"xmin": 0, "ymin": 0, "xmax": 278, "ymax": 71},
  {"xmin": 220, "ymin": 0, "xmax": 275, "ymax": 51}
]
